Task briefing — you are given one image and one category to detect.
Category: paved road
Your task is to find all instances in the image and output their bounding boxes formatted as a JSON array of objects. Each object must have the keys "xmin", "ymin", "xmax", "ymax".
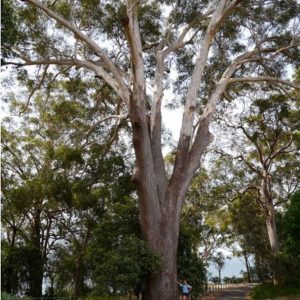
[{"xmin": 200, "ymin": 284, "xmax": 255, "ymax": 300}]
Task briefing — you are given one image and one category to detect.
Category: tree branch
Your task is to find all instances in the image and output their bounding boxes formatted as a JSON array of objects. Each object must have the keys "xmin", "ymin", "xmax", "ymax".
[
  {"xmin": 23, "ymin": 0, "xmax": 129, "ymax": 99},
  {"xmin": 124, "ymin": 0, "xmax": 145, "ymax": 90},
  {"xmin": 86, "ymin": 114, "xmax": 128, "ymax": 136},
  {"xmin": 124, "ymin": 0, "xmax": 163, "ymax": 230},
  {"xmin": 269, "ymin": 135, "xmax": 294, "ymax": 160},
  {"xmin": 149, "ymin": 48, "xmax": 168, "ymax": 200},
  {"xmin": 186, "ymin": 57, "xmax": 241, "ymax": 178},
  {"xmin": 11, "ymin": 57, "xmax": 125, "ymax": 98},
  {"xmin": 228, "ymin": 77, "xmax": 300, "ymax": 89},
  {"xmin": 173, "ymin": 0, "xmax": 233, "ymax": 184},
  {"xmin": 20, "ymin": 65, "xmax": 49, "ymax": 115},
  {"xmin": 237, "ymin": 125, "xmax": 265, "ymax": 167},
  {"xmin": 238, "ymin": 154, "xmax": 262, "ymax": 176},
  {"xmin": 163, "ymin": 24, "xmax": 193, "ymax": 57}
]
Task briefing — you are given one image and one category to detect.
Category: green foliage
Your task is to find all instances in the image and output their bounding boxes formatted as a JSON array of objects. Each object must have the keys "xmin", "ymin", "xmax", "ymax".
[
  {"xmin": 1, "ymin": 241, "xmax": 42, "ymax": 296},
  {"xmin": 54, "ymin": 145, "xmax": 84, "ymax": 168},
  {"xmin": 251, "ymin": 282, "xmax": 300, "ymax": 299},
  {"xmin": 228, "ymin": 193, "xmax": 270, "ymax": 255},
  {"xmin": 166, "ymin": 0, "xmax": 210, "ymax": 26},
  {"xmin": 177, "ymin": 205, "xmax": 207, "ymax": 297},
  {"xmin": 275, "ymin": 190, "xmax": 300, "ymax": 286},
  {"xmin": 90, "ymin": 234, "xmax": 158, "ymax": 295},
  {"xmin": 285, "ymin": 191, "xmax": 300, "ymax": 257},
  {"xmin": 276, "ymin": 252, "xmax": 300, "ymax": 288},
  {"xmin": 88, "ymin": 197, "xmax": 159, "ymax": 296},
  {"xmin": 1, "ymin": 0, "xmax": 19, "ymax": 58},
  {"xmin": 1, "ymin": 292, "xmax": 18, "ymax": 300}
]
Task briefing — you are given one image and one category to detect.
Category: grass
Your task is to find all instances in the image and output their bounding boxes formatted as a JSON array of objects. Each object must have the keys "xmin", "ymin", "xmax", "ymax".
[
  {"xmin": 251, "ymin": 283, "xmax": 300, "ymax": 299},
  {"xmin": 1, "ymin": 292, "xmax": 19, "ymax": 300}
]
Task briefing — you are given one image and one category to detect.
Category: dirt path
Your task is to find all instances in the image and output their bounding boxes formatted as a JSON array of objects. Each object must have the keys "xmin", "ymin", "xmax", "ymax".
[{"xmin": 200, "ymin": 284, "xmax": 255, "ymax": 300}]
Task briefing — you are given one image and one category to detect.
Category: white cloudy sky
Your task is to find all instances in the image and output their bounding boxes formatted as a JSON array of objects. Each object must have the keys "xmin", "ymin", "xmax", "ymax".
[{"xmin": 208, "ymin": 256, "xmax": 246, "ymax": 279}]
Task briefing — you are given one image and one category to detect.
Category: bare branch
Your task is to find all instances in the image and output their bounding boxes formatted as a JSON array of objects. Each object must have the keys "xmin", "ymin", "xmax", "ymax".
[
  {"xmin": 150, "ymin": 49, "xmax": 167, "ymax": 193},
  {"xmin": 214, "ymin": 0, "xmax": 242, "ymax": 31},
  {"xmin": 20, "ymin": 65, "xmax": 49, "ymax": 115},
  {"xmin": 238, "ymin": 154, "xmax": 263, "ymax": 176},
  {"xmin": 102, "ymin": 116, "xmax": 127, "ymax": 156},
  {"xmin": 233, "ymin": 41, "xmax": 300, "ymax": 67},
  {"xmin": 163, "ymin": 25, "xmax": 193, "ymax": 57},
  {"xmin": 124, "ymin": 1, "xmax": 145, "ymax": 87},
  {"xmin": 2, "ymin": 144, "xmax": 29, "ymax": 178},
  {"xmin": 186, "ymin": 58, "xmax": 241, "ymax": 177},
  {"xmin": 86, "ymin": 114, "xmax": 128, "ymax": 136},
  {"xmin": 238, "ymin": 125, "xmax": 265, "ymax": 167},
  {"xmin": 274, "ymin": 198, "xmax": 289, "ymax": 207},
  {"xmin": 270, "ymin": 42, "xmax": 300, "ymax": 59},
  {"xmin": 269, "ymin": 135, "xmax": 294, "ymax": 160},
  {"xmin": 124, "ymin": 0, "xmax": 163, "ymax": 228}
]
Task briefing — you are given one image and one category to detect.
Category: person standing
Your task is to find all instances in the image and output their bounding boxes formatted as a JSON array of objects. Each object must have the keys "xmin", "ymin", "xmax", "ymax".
[{"xmin": 176, "ymin": 279, "xmax": 192, "ymax": 300}]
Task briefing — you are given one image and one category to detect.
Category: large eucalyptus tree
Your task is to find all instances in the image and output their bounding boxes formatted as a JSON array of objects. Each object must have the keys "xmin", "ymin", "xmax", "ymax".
[
  {"xmin": 3, "ymin": 0, "xmax": 300, "ymax": 298},
  {"xmin": 234, "ymin": 93, "xmax": 300, "ymax": 284}
]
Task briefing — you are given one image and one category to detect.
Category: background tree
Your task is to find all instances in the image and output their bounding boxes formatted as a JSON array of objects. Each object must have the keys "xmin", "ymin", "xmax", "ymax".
[
  {"xmin": 2, "ymin": 0, "xmax": 300, "ymax": 298},
  {"xmin": 228, "ymin": 191, "xmax": 272, "ymax": 283},
  {"xmin": 1, "ymin": 124, "xmax": 66, "ymax": 297},
  {"xmin": 177, "ymin": 201, "xmax": 208, "ymax": 297},
  {"xmin": 185, "ymin": 167, "xmax": 232, "ymax": 262},
  {"xmin": 1, "ymin": 78, "xmax": 134, "ymax": 298},
  {"xmin": 227, "ymin": 91, "xmax": 299, "ymax": 284},
  {"xmin": 212, "ymin": 252, "xmax": 226, "ymax": 283},
  {"xmin": 282, "ymin": 190, "xmax": 300, "ymax": 286}
]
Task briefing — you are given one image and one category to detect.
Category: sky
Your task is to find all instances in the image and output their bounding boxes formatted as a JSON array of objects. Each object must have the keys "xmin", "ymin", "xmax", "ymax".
[
  {"xmin": 207, "ymin": 247, "xmax": 250, "ymax": 279},
  {"xmin": 208, "ymin": 256, "xmax": 246, "ymax": 279}
]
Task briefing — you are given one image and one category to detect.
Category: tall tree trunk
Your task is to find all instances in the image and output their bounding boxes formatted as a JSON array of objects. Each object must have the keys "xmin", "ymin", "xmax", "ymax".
[
  {"xmin": 256, "ymin": 255, "xmax": 267, "ymax": 283},
  {"xmin": 265, "ymin": 203, "xmax": 281, "ymax": 285},
  {"xmin": 29, "ymin": 209, "xmax": 43, "ymax": 297},
  {"xmin": 130, "ymin": 95, "xmax": 212, "ymax": 299},
  {"xmin": 5, "ymin": 227, "xmax": 17, "ymax": 295},
  {"xmin": 73, "ymin": 255, "xmax": 84, "ymax": 300},
  {"xmin": 142, "ymin": 213, "xmax": 179, "ymax": 300},
  {"xmin": 261, "ymin": 174, "xmax": 281, "ymax": 285},
  {"xmin": 125, "ymin": 2, "xmax": 236, "ymax": 299},
  {"xmin": 243, "ymin": 251, "xmax": 252, "ymax": 283}
]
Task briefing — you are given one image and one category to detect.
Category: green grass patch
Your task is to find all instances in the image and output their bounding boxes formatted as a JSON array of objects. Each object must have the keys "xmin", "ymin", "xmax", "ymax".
[
  {"xmin": 251, "ymin": 283, "xmax": 300, "ymax": 299},
  {"xmin": 1, "ymin": 292, "xmax": 19, "ymax": 300}
]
